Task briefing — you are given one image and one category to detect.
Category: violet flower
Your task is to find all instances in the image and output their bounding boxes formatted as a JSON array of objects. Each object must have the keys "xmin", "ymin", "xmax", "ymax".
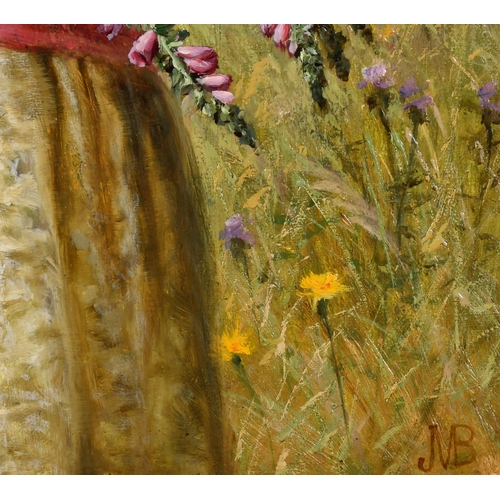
[
  {"xmin": 482, "ymin": 101, "xmax": 500, "ymax": 112},
  {"xmin": 197, "ymin": 74, "xmax": 232, "ymax": 92},
  {"xmin": 175, "ymin": 46, "xmax": 219, "ymax": 75},
  {"xmin": 128, "ymin": 30, "xmax": 159, "ymax": 67},
  {"xmin": 478, "ymin": 82, "xmax": 500, "ymax": 111},
  {"xmin": 357, "ymin": 62, "xmax": 393, "ymax": 89},
  {"xmin": 220, "ymin": 214, "xmax": 256, "ymax": 249},
  {"xmin": 399, "ymin": 76, "xmax": 421, "ymax": 99},
  {"xmin": 478, "ymin": 81, "xmax": 497, "ymax": 100},
  {"xmin": 98, "ymin": 24, "xmax": 122, "ymax": 41},
  {"xmin": 403, "ymin": 95, "xmax": 434, "ymax": 111}
]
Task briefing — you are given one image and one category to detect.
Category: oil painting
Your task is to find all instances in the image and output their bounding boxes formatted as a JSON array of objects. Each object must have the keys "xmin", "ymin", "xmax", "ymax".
[{"xmin": 0, "ymin": 23, "xmax": 498, "ymax": 475}]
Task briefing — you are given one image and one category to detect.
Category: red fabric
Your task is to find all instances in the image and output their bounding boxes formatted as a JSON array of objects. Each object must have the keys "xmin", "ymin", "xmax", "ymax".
[{"xmin": 0, "ymin": 24, "xmax": 142, "ymax": 65}]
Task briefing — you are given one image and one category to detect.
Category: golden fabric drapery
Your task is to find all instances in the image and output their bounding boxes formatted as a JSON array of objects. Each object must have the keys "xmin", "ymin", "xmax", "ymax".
[{"xmin": 0, "ymin": 26, "xmax": 227, "ymax": 474}]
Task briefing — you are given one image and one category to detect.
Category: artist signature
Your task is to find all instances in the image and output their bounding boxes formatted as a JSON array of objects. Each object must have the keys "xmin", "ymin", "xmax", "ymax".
[{"xmin": 418, "ymin": 424, "xmax": 475, "ymax": 472}]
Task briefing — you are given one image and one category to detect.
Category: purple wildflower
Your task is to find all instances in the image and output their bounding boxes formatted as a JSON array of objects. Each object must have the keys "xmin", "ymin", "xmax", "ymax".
[
  {"xmin": 97, "ymin": 24, "xmax": 123, "ymax": 41},
  {"xmin": 399, "ymin": 77, "xmax": 421, "ymax": 99},
  {"xmin": 363, "ymin": 63, "xmax": 386, "ymax": 81},
  {"xmin": 403, "ymin": 95, "xmax": 434, "ymax": 111},
  {"xmin": 481, "ymin": 100, "xmax": 500, "ymax": 112},
  {"xmin": 478, "ymin": 81, "xmax": 497, "ymax": 100},
  {"xmin": 358, "ymin": 62, "xmax": 393, "ymax": 89},
  {"xmin": 478, "ymin": 82, "xmax": 500, "ymax": 111},
  {"xmin": 220, "ymin": 214, "xmax": 256, "ymax": 249}
]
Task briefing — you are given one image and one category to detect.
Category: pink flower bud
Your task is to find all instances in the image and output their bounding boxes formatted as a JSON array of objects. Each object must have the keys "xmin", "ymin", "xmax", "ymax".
[
  {"xmin": 184, "ymin": 56, "xmax": 218, "ymax": 75},
  {"xmin": 260, "ymin": 24, "xmax": 277, "ymax": 37},
  {"xmin": 175, "ymin": 46, "xmax": 217, "ymax": 60},
  {"xmin": 97, "ymin": 24, "xmax": 123, "ymax": 41},
  {"xmin": 288, "ymin": 40, "xmax": 298, "ymax": 56},
  {"xmin": 212, "ymin": 90, "xmax": 235, "ymax": 104},
  {"xmin": 128, "ymin": 30, "xmax": 159, "ymax": 67},
  {"xmin": 175, "ymin": 46, "xmax": 219, "ymax": 75},
  {"xmin": 197, "ymin": 74, "xmax": 232, "ymax": 92},
  {"xmin": 273, "ymin": 24, "xmax": 292, "ymax": 50}
]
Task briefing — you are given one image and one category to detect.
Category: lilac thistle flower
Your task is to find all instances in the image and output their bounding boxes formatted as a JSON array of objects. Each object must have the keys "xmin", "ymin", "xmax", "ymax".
[
  {"xmin": 97, "ymin": 24, "xmax": 123, "ymax": 41},
  {"xmin": 358, "ymin": 62, "xmax": 393, "ymax": 89},
  {"xmin": 403, "ymin": 95, "xmax": 434, "ymax": 111},
  {"xmin": 478, "ymin": 81, "xmax": 497, "ymax": 100},
  {"xmin": 478, "ymin": 82, "xmax": 500, "ymax": 112},
  {"xmin": 220, "ymin": 214, "xmax": 256, "ymax": 249},
  {"xmin": 399, "ymin": 76, "xmax": 421, "ymax": 99},
  {"xmin": 482, "ymin": 101, "xmax": 500, "ymax": 112}
]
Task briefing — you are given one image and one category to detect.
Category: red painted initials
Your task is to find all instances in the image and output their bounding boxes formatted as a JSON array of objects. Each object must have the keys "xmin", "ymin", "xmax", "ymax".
[{"xmin": 418, "ymin": 424, "xmax": 475, "ymax": 472}]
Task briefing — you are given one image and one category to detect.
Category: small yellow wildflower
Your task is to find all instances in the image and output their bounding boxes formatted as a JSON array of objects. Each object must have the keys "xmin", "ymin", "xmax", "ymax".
[
  {"xmin": 220, "ymin": 329, "xmax": 253, "ymax": 362},
  {"xmin": 300, "ymin": 271, "xmax": 349, "ymax": 310}
]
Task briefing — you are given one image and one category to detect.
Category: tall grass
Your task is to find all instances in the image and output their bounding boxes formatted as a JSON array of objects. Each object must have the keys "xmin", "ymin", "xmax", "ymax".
[{"xmin": 182, "ymin": 24, "xmax": 500, "ymax": 474}]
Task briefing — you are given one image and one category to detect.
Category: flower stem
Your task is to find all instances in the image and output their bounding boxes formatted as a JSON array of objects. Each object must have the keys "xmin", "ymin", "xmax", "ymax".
[
  {"xmin": 475, "ymin": 123, "xmax": 494, "ymax": 233},
  {"xmin": 397, "ymin": 119, "xmax": 420, "ymax": 248},
  {"xmin": 486, "ymin": 122, "xmax": 494, "ymax": 172},
  {"xmin": 316, "ymin": 300, "xmax": 349, "ymax": 434},
  {"xmin": 231, "ymin": 355, "xmax": 276, "ymax": 470}
]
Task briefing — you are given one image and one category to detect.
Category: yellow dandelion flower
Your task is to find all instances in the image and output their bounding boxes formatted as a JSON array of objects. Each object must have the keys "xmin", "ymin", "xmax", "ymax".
[
  {"xmin": 220, "ymin": 329, "xmax": 253, "ymax": 362},
  {"xmin": 300, "ymin": 271, "xmax": 349, "ymax": 310}
]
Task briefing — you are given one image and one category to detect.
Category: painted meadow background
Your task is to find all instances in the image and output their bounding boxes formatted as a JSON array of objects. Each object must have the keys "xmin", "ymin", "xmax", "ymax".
[
  {"xmin": 179, "ymin": 24, "xmax": 500, "ymax": 474},
  {"xmin": 0, "ymin": 23, "xmax": 499, "ymax": 475}
]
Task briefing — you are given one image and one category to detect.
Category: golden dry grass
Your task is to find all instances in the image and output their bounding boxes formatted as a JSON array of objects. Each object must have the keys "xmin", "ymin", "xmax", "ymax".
[{"xmin": 180, "ymin": 24, "xmax": 500, "ymax": 474}]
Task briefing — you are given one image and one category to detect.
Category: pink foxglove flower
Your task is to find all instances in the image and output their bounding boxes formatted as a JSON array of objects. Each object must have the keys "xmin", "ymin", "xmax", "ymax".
[
  {"xmin": 261, "ymin": 24, "xmax": 278, "ymax": 37},
  {"xmin": 175, "ymin": 46, "xmax": 219, "ymax": 75},
  {"xmin": 97, "ymin": 24, "xmax": 122, "ymax": 40},
  {"xmin": 128, "ymin": 30, "xmax": 159, "ymax": 67},
  {"xmin": 212, "ymin": 90, "xmax": 235, "ymax": 104},
  {"xmin": 273, "ymin": 24, "xmax": 292, "ymax": 50},
  {"xmin": 184, "ymin": 57, "xmax": 218, "ymax": 74},
  {"xmin": 197, "ymin": 74, "xmax": 232, "ymax": 92},
  {"xmin": 175, "ymin": 46, "xmax": 216, "ymax": 59},
  {"xmin": 261, "ymin": 24, "xmax": 297, "ymax": 56}
]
